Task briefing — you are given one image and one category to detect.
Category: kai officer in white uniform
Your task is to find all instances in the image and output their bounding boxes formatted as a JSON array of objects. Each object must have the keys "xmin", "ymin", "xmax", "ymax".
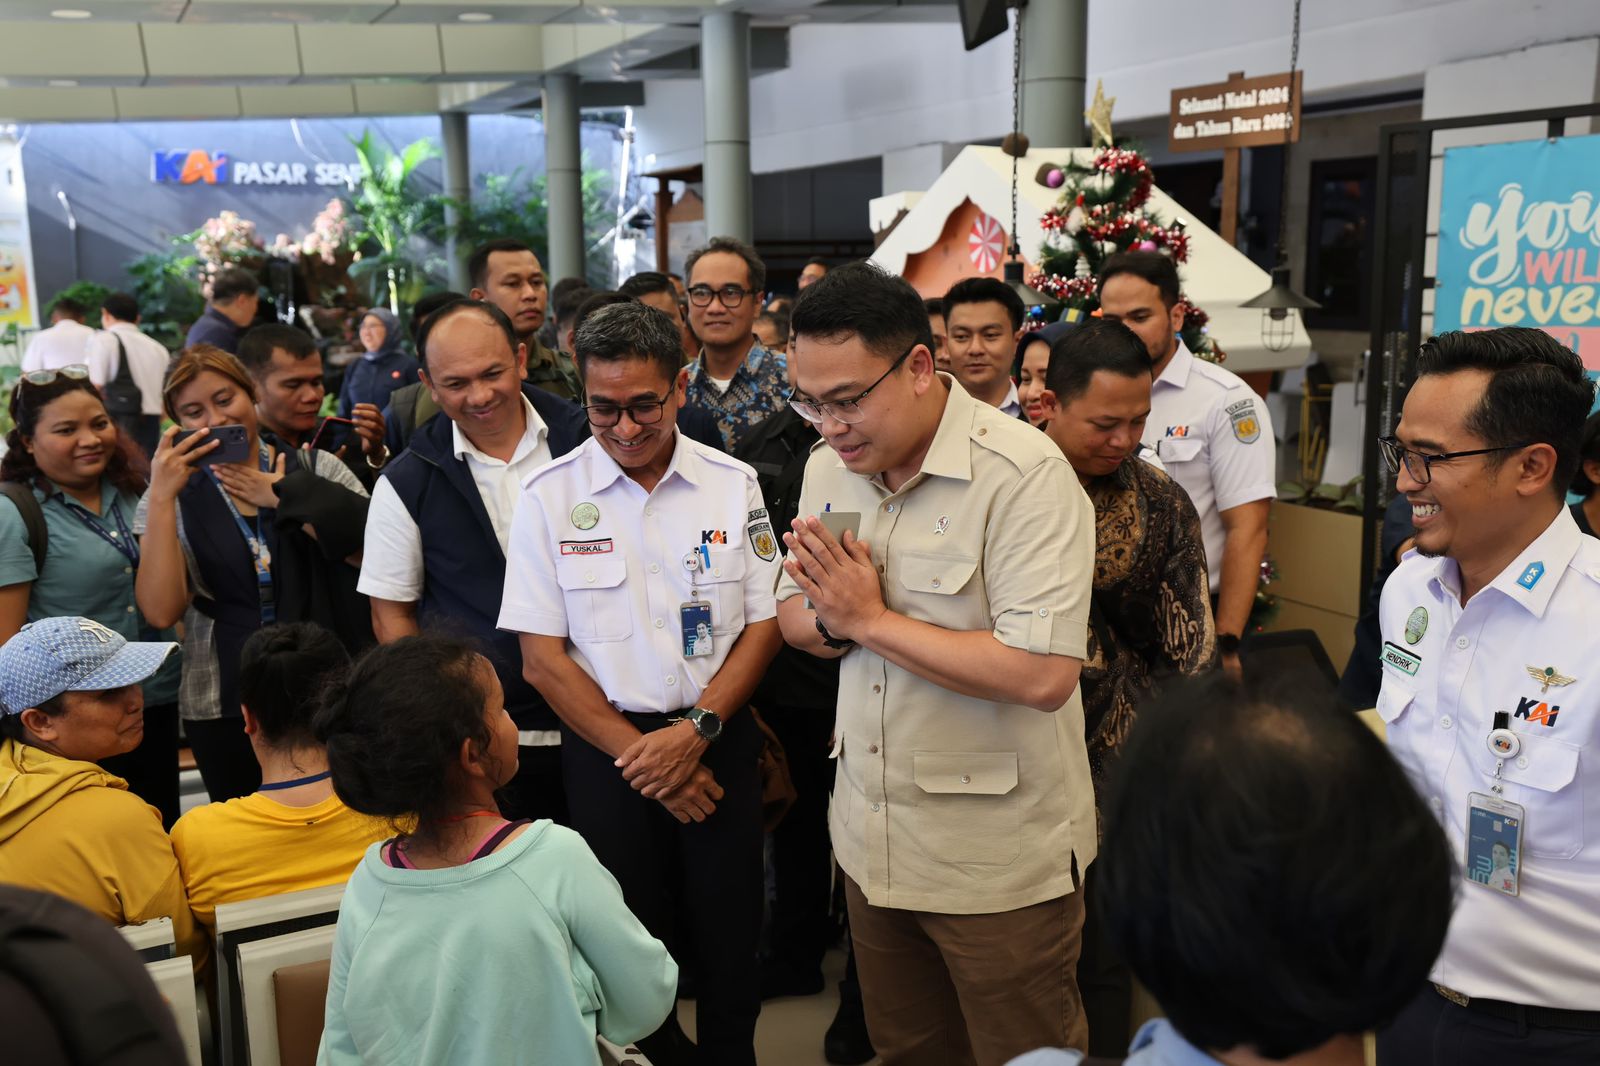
[
  {"xmin": 1373, "ymin": 328, "xmax": 1600, "ymax": 1065},
  {"xmin": 499, "ymin": 300, "xmax": 782, "ymax": 1066},
  {"xmin": 1099, "ymin": 252, "xmax": 1275, "ymax": 675}
]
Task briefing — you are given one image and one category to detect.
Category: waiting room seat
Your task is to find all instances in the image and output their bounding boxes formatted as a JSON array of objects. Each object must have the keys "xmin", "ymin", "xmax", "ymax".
[
  {"xmin": 214, "ymin": 884, "xmax": 345, "ymax": 1066},
  {"xmin": 273, "ymin": 957, "xmax": 332, "ymax": 1066},
  {"xmin": 117, "ymin": 915, "xmax": 175, "ymax": 962},
  {"xmin": 237, "ymin": 925, "xmax": 337, "ymax": 1066},
  {"xmin": 146, "ymin": 954, "xmax": 205, "ymax": 1066}
]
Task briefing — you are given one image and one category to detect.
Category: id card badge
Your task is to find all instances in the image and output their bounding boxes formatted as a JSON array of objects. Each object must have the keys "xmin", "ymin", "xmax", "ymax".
[
  {"xmin": 680, "ymin": 600, "xmax": 714, "ymax": 658},
  {"xmin": 1466, "ymin": 792, "xmax": 1526, "ymax": 897}
]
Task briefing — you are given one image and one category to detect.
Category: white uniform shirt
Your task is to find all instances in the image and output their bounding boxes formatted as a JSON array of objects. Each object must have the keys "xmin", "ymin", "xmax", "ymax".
[
  {"xmin": 1140, "ymin": 339, "xmax": 1276, "ymax": 585},
  {"xmin": 999, "ymin": 379, "xmax": 1022, "ymax": 420},
  {"xmin": 20, "ymin": 319, "xmax": 95, "ymax": 373},
  {"xmin": 86, "ymin": 323, "xmax": 170, "ymax": 416},
  {"xmin": 497, "ymin": 432, "xmax": 779, "ymax": 715},
  {"xmin": 1378, "ymin": 506, "xmax": 1600, "ymax": 1010},
  {"xmin": 358, "ymin": 394, "xmax": 551, "ymax": 603}
]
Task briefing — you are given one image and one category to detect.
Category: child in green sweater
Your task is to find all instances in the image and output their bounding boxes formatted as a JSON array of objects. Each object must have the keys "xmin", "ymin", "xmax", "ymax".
[{"xmin": 315, "ymin": 635, "xmax": 678, "ymax": 1065}]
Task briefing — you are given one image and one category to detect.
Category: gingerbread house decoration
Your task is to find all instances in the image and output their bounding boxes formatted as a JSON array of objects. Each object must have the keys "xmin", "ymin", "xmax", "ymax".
[{"xmin": 869, "ymin": 145, "xmax": 1311, "ymax": 373}]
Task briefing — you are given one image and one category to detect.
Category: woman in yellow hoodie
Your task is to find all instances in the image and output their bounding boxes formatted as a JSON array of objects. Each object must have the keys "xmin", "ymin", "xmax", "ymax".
[{"xmin": 0, "ymin": 615, "xmax": 202, "ymax": 962}]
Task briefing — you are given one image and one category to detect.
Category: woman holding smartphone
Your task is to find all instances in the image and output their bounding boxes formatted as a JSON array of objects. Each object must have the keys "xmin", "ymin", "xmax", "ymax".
[
  {"xmin": 136, "ymin": 345, "xmax": 373, "ymax": 801},
  {"xmin": 0, "ymin": 366, "xmax": 185, "ymax": 826}
]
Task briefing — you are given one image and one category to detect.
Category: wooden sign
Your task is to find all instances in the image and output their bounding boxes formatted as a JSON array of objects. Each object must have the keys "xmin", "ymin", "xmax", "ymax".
[{"xmin": 1168, "ymin": 71, "xmax": 1302, "ymax": 153}]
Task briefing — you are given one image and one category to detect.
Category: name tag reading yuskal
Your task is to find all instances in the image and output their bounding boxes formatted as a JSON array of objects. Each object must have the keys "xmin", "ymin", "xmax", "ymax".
[{"xmin": 1381, "ymin": 640, "xmax": 1421, "ymax": 677}]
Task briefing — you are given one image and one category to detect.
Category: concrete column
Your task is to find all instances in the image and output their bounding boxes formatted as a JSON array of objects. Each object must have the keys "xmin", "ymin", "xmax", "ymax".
[
  {"xmin": 543, "ymin": 73, "xmax": 585, "ymax": 283},
  {"xmin": 1021, "ymin": 0, "xmax": 1088, "ymax": 148},
  {"xmin": 701, "ymin": 11, "xmax": 753, "ymax": 242},
  {"xmin": 440, "ymin": 111, "xmax": 471, "ymax": 292}
]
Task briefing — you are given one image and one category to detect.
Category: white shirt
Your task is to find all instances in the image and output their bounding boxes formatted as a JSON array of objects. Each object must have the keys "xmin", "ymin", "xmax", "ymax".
[
  {"xmin": 19, "ymin": 319, "xmax": 95, "ymax": 374},
  {"xmin": 1378, "ymin": 506, "xmax": 1600, "ymax": 1010},
  {"xmin": 1141, "ymin": 339, "xmax": 1277, "ymax": 586},
  {"xmin": 358, "ymin": 394, "xmax": 552, "ymax": 604},
  {"xmin": 86, "ymin": 322, "xmax": 170, "ymax": 416},
  {"xmin": 998, "ymin": 379, "xmax": 1022, "ymax": 420},
  {"xmin": 497, "ymin": 432, "xmax": 779, "ymax": 715}
]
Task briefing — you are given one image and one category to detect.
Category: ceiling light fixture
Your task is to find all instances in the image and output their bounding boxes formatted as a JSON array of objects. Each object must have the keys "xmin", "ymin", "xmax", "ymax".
[
  {"xmin": 50, "ymin": 8, "xmax": 94, "ymax": 17},
  {"xmin": 457, "ymin": 11, "xmax": 493, "ymax": 21},
  {"xmin": 49, "ymin": 79, "xmax": 80, "ymax": 87}
]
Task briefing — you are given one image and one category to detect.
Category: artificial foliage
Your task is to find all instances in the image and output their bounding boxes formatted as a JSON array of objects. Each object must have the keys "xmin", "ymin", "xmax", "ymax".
[{"xmin": 1030, "ymin": 144, "xmax": 1221, "ymax": 363}]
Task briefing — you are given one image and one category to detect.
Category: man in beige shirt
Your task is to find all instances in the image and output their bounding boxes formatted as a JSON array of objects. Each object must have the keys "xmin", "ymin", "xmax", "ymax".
[{"xmin": 775, "ymin": 262, "xmax": 1098, "ymax": 1065}]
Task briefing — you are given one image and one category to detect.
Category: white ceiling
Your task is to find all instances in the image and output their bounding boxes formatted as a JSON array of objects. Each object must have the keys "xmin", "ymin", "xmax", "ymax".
[{"xmin": 0, "ymin": 0, "xmax": 957, "ymax": 120}]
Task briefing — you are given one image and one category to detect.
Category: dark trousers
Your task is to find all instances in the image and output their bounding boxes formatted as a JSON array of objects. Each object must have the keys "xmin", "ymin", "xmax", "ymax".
[
  {"xmin": 1379, "ymin": 982, "xmax": 1600, "ymax": 1065},
  {"xmin": 497, "ymin": 743, "xmax": 568, "ymax": 825},
  {"xmin": 563, "ymin": 711, "xmax": 765, "ymax": 1066},
  {"xmin": 101, "ymin": 700, "xmax": 180, "ymax": 830},
  {"xmin": 184, "ymin": 716, "xmax": 260, "ymax": 802},
  {"xmin": 760, "ymin": 701, "xmax": 837, "ymax": 979},
  {"xmin": 1076, "ymin": 865, "xmax": 1132, "ymax": 1057}
]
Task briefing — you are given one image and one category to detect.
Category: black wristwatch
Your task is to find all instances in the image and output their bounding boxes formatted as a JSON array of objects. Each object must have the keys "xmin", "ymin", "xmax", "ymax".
[
  {"xmin": 815, "ymin": 617, "xmax": 855, "ymax": 650},
  {"xmin": 1217, "ymin": 632, "xmax": 1242, "ymax": 655},
  {"xmin": 682, "ymin": 707, "xmax": 723, "ymax": 743}
]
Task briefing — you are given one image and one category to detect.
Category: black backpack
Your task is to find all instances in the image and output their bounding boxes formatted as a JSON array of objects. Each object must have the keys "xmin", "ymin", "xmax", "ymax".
[
  {"xmin": 0, "ymin": 885, "xmax": 187, "ymax": 1065},
  {"xmin": 102, "ymin": 334, "xmax": 144, "ymax": 418},
  {"xmin": 0, "ymin": 481, "xmax": 47, "ymax": 573}
]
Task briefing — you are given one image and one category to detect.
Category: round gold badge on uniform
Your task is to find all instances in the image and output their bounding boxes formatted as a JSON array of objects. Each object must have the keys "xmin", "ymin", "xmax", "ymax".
[
  {"xmin": 571, "ymin": 502, "xmax": 600, "ymax": 530},
  {"xmin": 1405, "ymin": 606, "xmax": 1428, "ymax": 645}
]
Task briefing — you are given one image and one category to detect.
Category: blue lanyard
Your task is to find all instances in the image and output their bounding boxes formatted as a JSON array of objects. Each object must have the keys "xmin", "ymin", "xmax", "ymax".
[
  {"xmin": 204, "ymin": 441, "xmax": 276, "ymax": 625},
  {"xmin": 258, "ymin": 770, "xmax": 331, "ymax": 791},
  {"xmin": 54, "ymin": 490, "xmax": 140, "ymax": 569}
]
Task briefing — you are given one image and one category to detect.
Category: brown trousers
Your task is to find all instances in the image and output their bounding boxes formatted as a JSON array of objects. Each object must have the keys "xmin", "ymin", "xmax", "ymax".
[{"xmin": 844, "ymin": 875, "xmax": 1088, "ymax": 1066}]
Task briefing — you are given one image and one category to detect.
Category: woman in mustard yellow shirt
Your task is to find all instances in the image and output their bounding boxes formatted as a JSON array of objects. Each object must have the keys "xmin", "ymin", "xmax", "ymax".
[
  {"xmin": 0, "ymin": 616, "xmax": 201, "ymax": 963},
  {"xmin": 170, "ymin": 623, "xmax": 388, "ymax": 935}
]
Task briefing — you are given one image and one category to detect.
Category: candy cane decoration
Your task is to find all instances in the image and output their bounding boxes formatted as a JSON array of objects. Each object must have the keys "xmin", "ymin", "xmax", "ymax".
[{"xmin": 968, "ymin": 212, "xmax": 1004, "ymax": 273}]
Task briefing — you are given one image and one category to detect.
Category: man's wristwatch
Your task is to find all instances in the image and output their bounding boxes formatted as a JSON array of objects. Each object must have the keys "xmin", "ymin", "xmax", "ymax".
[
  {"xmin": 1217, "ymin": 632, "xmax": 1242, "ymax": 655},
  {"xmin": 682, "ymin": 707, "xmax": 723, "ymax": 743},
  {"xmin": 815, "ymin": 617, "xmax": 855, "ymax": 650}
]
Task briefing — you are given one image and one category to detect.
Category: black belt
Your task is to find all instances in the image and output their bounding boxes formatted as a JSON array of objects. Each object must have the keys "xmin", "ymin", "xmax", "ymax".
[{"xmin": 1435, "ymin": 983, "xmax": 1600, "ymax": 1031}]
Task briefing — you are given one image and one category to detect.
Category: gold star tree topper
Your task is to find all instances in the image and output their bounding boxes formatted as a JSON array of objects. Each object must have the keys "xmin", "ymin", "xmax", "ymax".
[{"xmin": 1084, "ymin": 80, "xmax": 1116, "ymax": 148}]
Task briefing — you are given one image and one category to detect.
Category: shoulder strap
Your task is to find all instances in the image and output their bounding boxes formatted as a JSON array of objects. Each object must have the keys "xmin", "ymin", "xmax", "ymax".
[
  {"xmin": 0, "ymin": 481, "xmax": 47, "ymax": 573},
  {"xmin": 112, "ymin": 335, "xmax": 135, "ymax": 388},
  {"xmin": 470, "ymin": 818, "xmax": 533, "ymax": 860}
]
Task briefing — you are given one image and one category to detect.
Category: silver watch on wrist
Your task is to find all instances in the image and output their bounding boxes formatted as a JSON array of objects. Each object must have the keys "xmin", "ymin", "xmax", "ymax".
[{"xmin": 682, "ymin": 707, "xmax": 723, "ymax": 743}]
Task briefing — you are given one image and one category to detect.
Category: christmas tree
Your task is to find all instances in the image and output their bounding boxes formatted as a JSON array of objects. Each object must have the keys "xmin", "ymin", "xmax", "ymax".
[{"xmin": 1029, "ymin": 83, "xmax": 1222, "ymax": 362}]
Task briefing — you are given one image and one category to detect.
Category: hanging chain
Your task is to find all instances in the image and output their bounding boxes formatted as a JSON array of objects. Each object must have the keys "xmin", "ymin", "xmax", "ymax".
[
  {"xmin": 1274, "ymin": 0, "xmax": 1303, "ymax": 265},
  {"xmin": 1009, "ymin": 1, "xmax": 1022, "ymax": 255}
]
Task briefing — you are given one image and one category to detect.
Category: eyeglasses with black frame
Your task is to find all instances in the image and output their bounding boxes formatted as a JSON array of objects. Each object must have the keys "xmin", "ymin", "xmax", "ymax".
[
  {"xmin": 687, "ymin": 284, "xmax": 757, "ymax": 309},
  {"xmin": 583, "ymin": 387, "xmax": 675, "ymax": 429},
  {"xmin": 1377, "ymin": 435, "xmax": 1533, "ymax": 485},
  {"xmin": 787, "ymin": 342, "xmax": 918, "ymax": 426}
]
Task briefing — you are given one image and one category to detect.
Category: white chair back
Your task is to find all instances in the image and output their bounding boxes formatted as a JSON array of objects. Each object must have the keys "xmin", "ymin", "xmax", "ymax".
[
  {"xmin": 145, "ymin": 955, "xmax": 205, "ymax": 1066},
  {"xmin": 237, "ymin": 925, "xmax": 337, "ymax": 1066},
  {"xmin": 117, "ymin": 916, "xmax": 175, "ymax": 962},
  {"xmin": 213, "ymin": 884, "xmax": 346, "ymax": 1066}
]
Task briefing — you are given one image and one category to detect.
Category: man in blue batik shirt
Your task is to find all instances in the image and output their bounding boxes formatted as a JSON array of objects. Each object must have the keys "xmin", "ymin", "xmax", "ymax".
[{"xmin": 681, "ymin": 237, "xmax": 789, "ymax": 452}]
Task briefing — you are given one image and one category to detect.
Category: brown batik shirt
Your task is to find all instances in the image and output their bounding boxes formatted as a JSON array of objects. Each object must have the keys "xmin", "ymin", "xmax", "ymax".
[{"xmin": 1081, "ymin": 454, "xmax": 1217, "ymax": 801}]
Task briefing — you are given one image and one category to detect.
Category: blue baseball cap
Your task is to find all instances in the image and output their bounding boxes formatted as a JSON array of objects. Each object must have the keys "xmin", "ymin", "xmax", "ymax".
[{"xmin": 0, "ymin": 617, "xmax": 177, "ymax": 717}]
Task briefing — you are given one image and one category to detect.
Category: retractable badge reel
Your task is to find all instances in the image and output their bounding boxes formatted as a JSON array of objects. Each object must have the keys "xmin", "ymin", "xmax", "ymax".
[
  {"xmin": 680, "ymin": 546, "xmax": 714, "ymax": 659},
  {"xmin": 1466, "ymin": 712, "xmax": 1526, "ymax": 897}
]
